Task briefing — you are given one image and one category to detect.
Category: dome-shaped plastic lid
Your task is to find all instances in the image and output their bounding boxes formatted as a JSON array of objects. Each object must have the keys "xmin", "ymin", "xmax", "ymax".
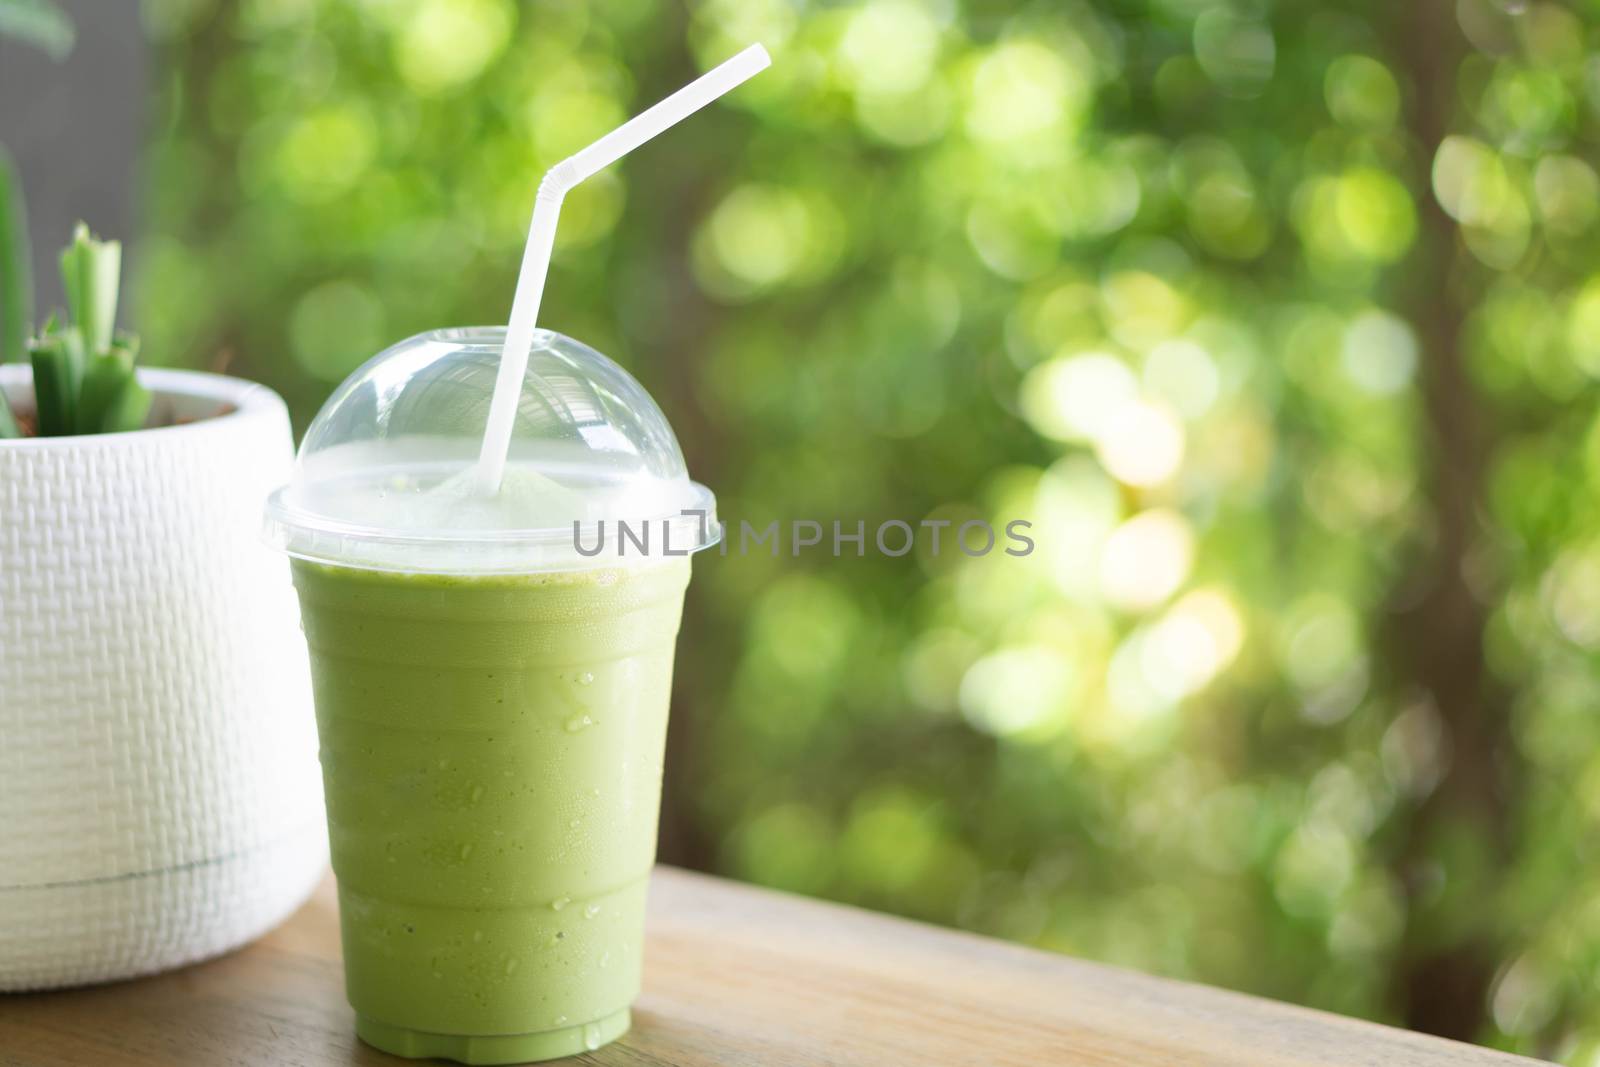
[{"xmin": 264, "ymin": 328, "xmax": 718, "ymax": 574}]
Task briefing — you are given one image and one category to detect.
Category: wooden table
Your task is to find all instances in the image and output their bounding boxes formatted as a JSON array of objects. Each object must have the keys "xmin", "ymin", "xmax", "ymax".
[{"xmin": 0, "ymin": 868, "xmax": 1548, "ymax": 1066}]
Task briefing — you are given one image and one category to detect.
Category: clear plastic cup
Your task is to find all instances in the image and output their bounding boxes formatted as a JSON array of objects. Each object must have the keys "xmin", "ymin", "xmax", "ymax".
[{"xmin": 264, "ymin": 328, "xmax": 718, "ymax": 1064}]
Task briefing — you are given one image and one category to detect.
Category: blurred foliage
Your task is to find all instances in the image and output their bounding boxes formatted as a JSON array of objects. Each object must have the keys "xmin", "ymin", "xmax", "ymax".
[
  {"xmin": 139, "ymin": 0, "xmax": 1600, "ymax": 1058},
  {"xmin": 0, "ymin": 0, "xmax": 75, "ymax": 61}
]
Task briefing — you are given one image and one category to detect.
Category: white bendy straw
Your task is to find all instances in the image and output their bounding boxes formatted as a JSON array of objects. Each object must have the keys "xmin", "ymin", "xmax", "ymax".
[{"xmin": 474, "ymin": 43, "xmax": 772, "ymax": 493}]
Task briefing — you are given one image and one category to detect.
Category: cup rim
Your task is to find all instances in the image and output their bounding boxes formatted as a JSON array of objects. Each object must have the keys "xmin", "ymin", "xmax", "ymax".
[{"xmin": 263, "ymin": 480, "xmax": 721, "ymax": 575}]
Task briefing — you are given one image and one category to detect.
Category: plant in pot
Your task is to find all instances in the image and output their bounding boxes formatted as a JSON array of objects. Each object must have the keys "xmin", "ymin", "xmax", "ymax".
[
  {"xmin": 0, "ymin": 217, "xmax": 327, "ymax": 989},
  {"xmin": 4, "ymin": 224, "xmax": 150, "ymax": 438}
]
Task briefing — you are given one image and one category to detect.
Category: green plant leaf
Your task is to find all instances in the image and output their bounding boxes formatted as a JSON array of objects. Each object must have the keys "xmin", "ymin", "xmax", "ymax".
[
  {"xmin": 28, "ymin": 321, "xmax": 84, "ymax": 436},
  {"xmin": 59, "ymin": 222, "xmax": 119, "ymax": 356},
  {"xmin": 96, "ymin": 373, "xmax": 151, "ymax": 434},
  {"xmin": 0, "ymin": 0, "xmax": 75, "ymax": 60},
  {"xmin": 0, "ymin": 144, "xmax": 31, "ymax": 365},
  {"xmin": 76, "ymin": 346, "xmax": 136, "ymax": 434},
  {"xmin": 111, "ymin": 329, "xmax": 139, "ymax": 362},
  {"xmin": 79, "ymin": 339, "xmax": 150, "ymax": 433}
]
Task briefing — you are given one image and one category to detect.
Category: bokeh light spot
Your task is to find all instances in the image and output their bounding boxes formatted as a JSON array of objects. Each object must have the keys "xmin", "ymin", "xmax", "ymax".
[
  {"xmin": 1102, "ymin": 270, "xmax": 1188, "ymax": 350},
  {"xmin": 691, "ymin": 0, "xmax": 799, "ymax": 67},
  {"xmin": 855, "ymin": 80, "xmax": 951, "ymax": 146},
  {"xmin": 1491, "ymin": 955, "xmax": 1560, "ymax": 1038},
  {"xmin": 959, "ymin": 645, "xmax": 1075, "ymax": 737},
  {"xmin": 1046, "ymin": 157, "xmax": 1142, "ymax": 240},
  {"xmin": 1193, "ymin": 11, "xmax": 1275, "ymax": 98},
  {"xmin": 1187, "ymin": 170, "xmax": 1269, "ymax": 260},
  {"xmin": 1341, "ymin": 309, "xmax": 1418, "ymax": 395},
  {"xmin": 838, "ymin": 0, "xmax": 940, "ymax": 95},
  {"xmin": 750, "ymin": 573, "xmax": 859, "ymax": 683},
  {"xmin": 1567, "ymin": 277, "xmax": 1600, "ymax": 377},
  {"xmin": 1534, "ymin": 155, "xmax": 1599, "ymax": 236},
  {"xmin": 730, "ymin": 804, "xmax": 836, "ymax": 895},
  {"xmin": 965, "ymin": 200, "xmax": 1058, "ymax": 281},
  {"xmin": 1541, "ymin": 542, "xmax": 1600, "ymax": 650},
  {"xmin": 1100, "ymin": 509, "xmax": 1194, "ymax": 612},
  {"xmin": 842, "ymin": 789, "xmax": 942, "ymax": 893},
  {"xmin": 394, "ymin": 0, "xmax": 514, "ymax": 95},
  {"xmin": 696, "ymin": 184, "xmax": 818, "ymax": 299},
  {"xmin": 273, "ymin": 103, "xmax": 378, "ymax": 204},
  {"xmin": 1037, "ymin": 456, "xmax": 1122, "ymax": 602},
  {"xmin": 1334, "ymin": 167, "xmax": 1416, "ymax": 263},
  {"xmin": 1432, "ymin": 135, "xmax": 1534, "ymax": 266},
  {"xmin": 1324, "ymin": 55, "xmax": 1399, "ymax": 132},
  {"xmin": 1275, "ymin": 822, "xmax": 1356, "ymax": 918},
  {"xmin": 289, "ymin": 280, "xmax": 385, "ymax": 382},
  {"xmin": 1141, "ymin": 587, "xmax": 1246, "ymax": 701},
  {"xmin": 1020, "ymin": 352, "xmax": 1138, "ymax": 443},
  {"xmin": 966, "ymin": 40, "xmax": 1084, "ymax": 143},
  {"xmin": 1143, "ymin": 339, "xmax": 1220, "ymax": 418},
  {"xmin": 1095, "ymin": 400, "xmax": 1185, "ymax": 488},
  {"xmin": 1282, "ymin": 596, "xmax": 1364, "ymax": 694},
  {"xmin": 527, "ymin": 86, "xmax": 628, "ymax": 163}
]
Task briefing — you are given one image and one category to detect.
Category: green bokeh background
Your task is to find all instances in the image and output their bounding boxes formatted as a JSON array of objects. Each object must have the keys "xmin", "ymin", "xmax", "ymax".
[{"xmin": 128, "ymin": 0, "xmax": 1600, "ymax": 1058}]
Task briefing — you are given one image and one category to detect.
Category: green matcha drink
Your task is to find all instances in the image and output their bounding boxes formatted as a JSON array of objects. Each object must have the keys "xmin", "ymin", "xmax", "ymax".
[
  {"xmin": 267, "ymin": 52, "xmax": 767, "ymax": 1060},
  {"xmin": 265, "ymin": 327, "xmax": 722, "ymax": 1064},
  {"xmin": 293, "ymin": 557, "xmax": 690, "ymax": 1062}
]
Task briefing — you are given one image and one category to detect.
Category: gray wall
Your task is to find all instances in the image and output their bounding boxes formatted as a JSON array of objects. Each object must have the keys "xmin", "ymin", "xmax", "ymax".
[{"xmin": 0, "ymin": 1, "xmax": 148, "ymax": 324}]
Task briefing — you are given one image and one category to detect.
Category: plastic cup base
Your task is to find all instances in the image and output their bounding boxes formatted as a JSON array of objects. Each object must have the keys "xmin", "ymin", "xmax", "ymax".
[{"xmin": 355, "ymin": 1008, "xmax": 631, "ymax": 1064}]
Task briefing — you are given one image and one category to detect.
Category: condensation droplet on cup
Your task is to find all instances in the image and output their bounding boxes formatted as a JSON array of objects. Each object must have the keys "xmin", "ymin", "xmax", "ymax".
[
  {"xmin": 472, "ymin": 929, "xmax": 484, "ymax": 943},
  {"xmin": 584, "ymin": 903, "xmax": 600, "ymax": 919},
  {"xmin": 578, "ymin": 671, "xmax": 595, "ymax": 686},
  {"xmin": 599, "ymin": 950, "xmax": 611, "ymax": 969},
  {"xmin": 459, "ymin": 843, "xmax": 474, "ymax": 860},
  {"xmin": 564, "ymin": 714, "xmax": 595, "ymax": 733},
  {"xmin": 554, "ymin": 1014, "xmax": 568, "ymax": 1026},
  {"xmin": 551, "ymin": 896, "xmax": 570, "ymax": 911},
  {"xmin": 470, "ymin": 784, "xmax": 484, "ymax": 803},
  {"xmin": 569, "ymin": 817, "xmax": 581, "ymax": 829},
  {"xmin": 584, "ymin": 1023, "xmax": 601, "ymax": 1050},
  {"xmin": 504, "ymin": 956, "xmax": 519, "ymax": 975}
]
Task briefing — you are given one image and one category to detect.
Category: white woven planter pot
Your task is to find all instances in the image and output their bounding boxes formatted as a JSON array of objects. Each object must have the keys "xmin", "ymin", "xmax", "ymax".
[{"xmin": 0, "ymin": 366, "xmax": 326, "ymax": 991}]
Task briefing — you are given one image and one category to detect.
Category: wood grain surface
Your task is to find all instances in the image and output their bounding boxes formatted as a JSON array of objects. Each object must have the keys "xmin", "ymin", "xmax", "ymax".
[{"xmin": 0, "ymin": 868, "xmax": 1549, "ymax": 1066}]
